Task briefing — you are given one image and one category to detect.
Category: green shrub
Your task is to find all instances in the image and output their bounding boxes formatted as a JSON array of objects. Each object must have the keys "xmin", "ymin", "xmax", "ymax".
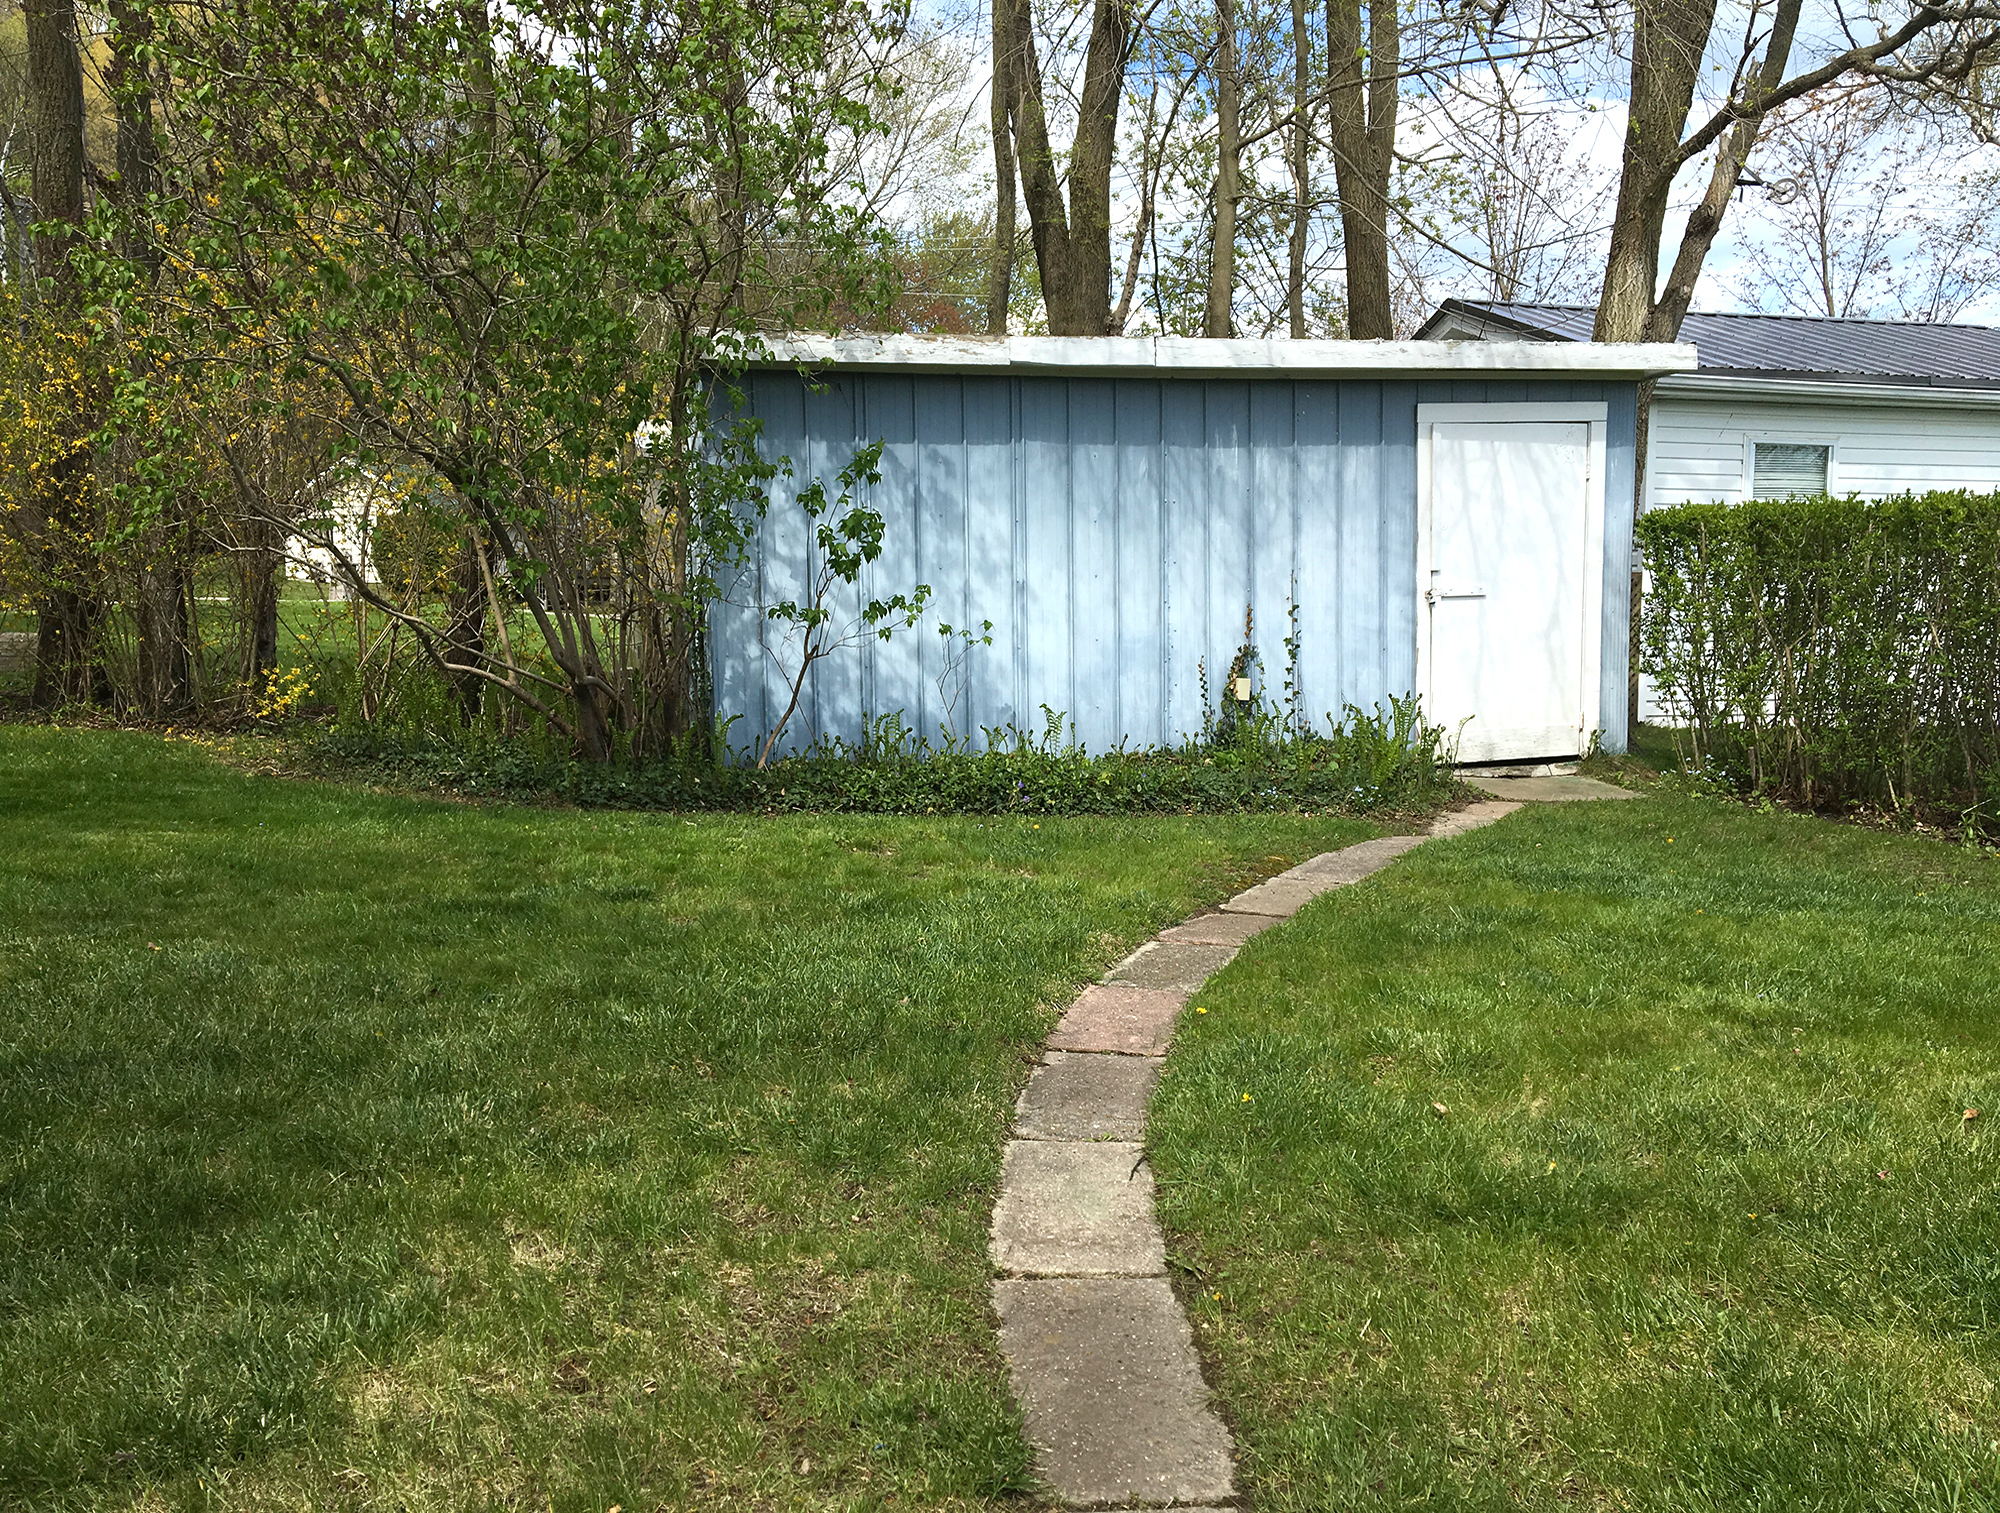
[
  {"xmin": 1637, "ymin": 492, "xmax": 2000, "ymax": 816},
  {"xmin": 305, "ymin": 696, "xmax": 1459, "ymax": 816}
]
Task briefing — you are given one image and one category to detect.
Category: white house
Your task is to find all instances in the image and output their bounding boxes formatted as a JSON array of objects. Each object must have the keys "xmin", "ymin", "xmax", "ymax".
[
  {"xmin": 285, "ymin": 468, "xmax": 390, "ymax": 595},
  {"xmin": 1415, "ymin": 301, "xmax": 2000, "ymax": 505}
]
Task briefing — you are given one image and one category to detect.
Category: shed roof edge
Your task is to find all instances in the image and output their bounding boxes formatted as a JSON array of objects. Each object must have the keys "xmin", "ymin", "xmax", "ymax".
[{"xmin": 752, "ymin": 334, "xmax": 1695, "ymax": 379}]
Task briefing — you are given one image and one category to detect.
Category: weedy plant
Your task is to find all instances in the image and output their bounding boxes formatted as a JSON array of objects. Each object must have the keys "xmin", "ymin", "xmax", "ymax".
[{"xmin": 297, "ymin": 598, "xmax": 1459, "ymax": 815}]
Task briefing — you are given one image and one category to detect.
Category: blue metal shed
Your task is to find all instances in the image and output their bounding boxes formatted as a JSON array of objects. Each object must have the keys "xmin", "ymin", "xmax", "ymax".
[{"xmin": 713, "ymin": 336, "xmax": 1694, "ymax": 763}]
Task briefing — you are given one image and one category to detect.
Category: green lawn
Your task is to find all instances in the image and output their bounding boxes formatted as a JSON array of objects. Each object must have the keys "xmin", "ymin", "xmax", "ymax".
[
  {"xmin": 0, "ymin": 726, "xmax": 1381, "ymax": 1511},
  {"xmin": 1151, "ymin": 794, "xmax": 2000, "ymax": 1510}
]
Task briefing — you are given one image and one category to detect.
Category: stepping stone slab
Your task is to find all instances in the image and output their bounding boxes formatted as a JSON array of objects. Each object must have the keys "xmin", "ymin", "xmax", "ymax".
[
  {"xmin": 1430, "ymin": 799, "xmax": 1524, "ymax": 837},
  {"xmin": 1466, "ymin": 774, "xmax": 1641, "ymax": 801},
  {"xmin": 1016, "ymin": 1051, "xmax": 1161, "ymax": 1142},
  {"xmin": 994, "ymin": 1277, "xmax": 1237, "ymax": 1507},
  {"xmin": 1048, "ymin": 985, "xmax": 1186, "ymax": 1056},
  {"xmin": 1157, "ymin": 910, "xmax": 1283, "ymax": 946},
  {"xmin": 1106, "ymin": 939, "xmax": 1238, "ymax": 993},
  {"xmin": 1220, "ymin": 834, "xmax": 1425, "ymax": 916},
  {"xmin": 990, "ymin": 1141, "xmax": 1163, "ymax": 1277},
  {"xmin": 1290, "ymin": 833, "xmax": 1428, "ymax": 879},
  {"xmin": 1217, "ymin": 875, "xmax": 1322, "ymax": 917}
]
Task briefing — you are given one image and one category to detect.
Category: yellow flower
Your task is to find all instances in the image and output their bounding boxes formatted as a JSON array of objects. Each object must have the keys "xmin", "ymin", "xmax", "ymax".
[{"xmin": 1241, "ymin": 1093, "xmax": 1252, "ymax": 1103}]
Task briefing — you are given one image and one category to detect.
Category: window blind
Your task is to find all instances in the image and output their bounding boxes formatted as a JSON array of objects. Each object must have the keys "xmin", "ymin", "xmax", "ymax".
[{"xmin": 1753, "ymin": 442, "xmax": 1829, "ymax": 499}]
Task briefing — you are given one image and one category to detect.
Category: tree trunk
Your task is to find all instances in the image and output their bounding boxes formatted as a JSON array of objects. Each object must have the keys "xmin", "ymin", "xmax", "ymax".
[
  {"xmin": 635, "ymin": 411, "xmax": 701, "ymax": 756},
  {"xmin": 110, "ymin": 1, "xmax": 160, "ymax": 281},
  {"xmin": 1288, "ymin": 0, "xmax": 1310, "ymax": 338},
  {"xmin": 130, "ymin": 452, "xmax": 192, "ymax": 718},
  {"xmin": 987, "ymin": 0, "xmax": 1017, "ymax": 334},
  {"xmin": 443, "ymin": 526, "xmax": 490, "ymax": 724},
  {"xmin": 112, "ymin": 0, "xmax": 188, "ymax": 718},
  {"xmin": 1204, "ymin": 0, "xmax": 1240, "ymax": 338},
  {"xmin": 25, "ymin": 0, "xmax": 83, "ymax": 298},
  {"xmin": 1593, "ymin": 0, "xmax": 1719, "ymax": 341},
  {"xmin": 234, "ymin": 444, "xmax": 285, "ymax": 689},
  {"xmin": 27, "ymin": 0, "xmax": 105, "ymax": 708},
  {"xmin": 247, "ymin": 531, "xmax": 281, "ymax": 685},
  {"xmin": 134, "ymin": 551, "xmax": 191, "ymax": 717},
  {"xmin": 1111, "ymin": 86, "xmax": 1157, "ymax": 335},
  {"xmin": 1002, "ymin": 0, "xmax": 1131, "ymax": 334},
  {"xmin": 1326, "ymin": 0, "xmax": 1398, "ymax": 338},
  {"xmin": 1645, "ymin": 0, "xmax": 1802, "ymax": 341}
]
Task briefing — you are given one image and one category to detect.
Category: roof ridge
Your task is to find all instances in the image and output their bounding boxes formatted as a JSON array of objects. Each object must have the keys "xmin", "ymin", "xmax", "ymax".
[{"xmin": 1470, "ymin": 299, "xmax": 1996, "ymax": 334}]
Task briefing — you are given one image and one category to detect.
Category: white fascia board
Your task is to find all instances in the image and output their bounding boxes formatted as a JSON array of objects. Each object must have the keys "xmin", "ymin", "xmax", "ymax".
[
  {"xmin": 763, "ymin": 333, "xmax": 1015, "ymax": 367},
  {"xmin": 1660, "ymin": 373, "xmax": 2000, "ymax": 409},
  {"xmin": 758, "ymin": 334, "xmax": 1697, "ymax": 380},
  {"xmin": 1150, "ymin": 337, "xmax": 1693, "ymax": 376}
]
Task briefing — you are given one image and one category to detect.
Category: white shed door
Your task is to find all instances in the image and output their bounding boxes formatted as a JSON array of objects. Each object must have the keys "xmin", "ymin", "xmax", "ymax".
[{"xmin": 1426, "ymin": 421, "xmax": 1592, "ymax": 762}]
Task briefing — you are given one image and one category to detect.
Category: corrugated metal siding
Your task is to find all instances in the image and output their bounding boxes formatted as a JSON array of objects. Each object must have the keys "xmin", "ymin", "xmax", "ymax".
[{"xmin": 715, "ymin": 372, "xmax": 1636, "ymax": 756}]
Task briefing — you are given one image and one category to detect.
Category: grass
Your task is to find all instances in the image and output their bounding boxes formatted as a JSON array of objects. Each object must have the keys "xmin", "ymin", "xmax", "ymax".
[
  {"xmin": 1151, "ymin": 793, "xmax": 2000, "ymax": 1511},
  {"xmin": 0, "ymin": 725, "xmax": 1382, "ymax": 1511}
]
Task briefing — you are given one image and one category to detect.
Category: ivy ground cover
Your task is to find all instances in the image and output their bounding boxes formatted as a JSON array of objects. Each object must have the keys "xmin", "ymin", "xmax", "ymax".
[
  {"xmin": 1152, "ymin": 794, "xmax": 2000, "ymax": 1511},
  {"xmin": 0, "ymin": 726, "xmax": 1380, "ymax": 1511}
]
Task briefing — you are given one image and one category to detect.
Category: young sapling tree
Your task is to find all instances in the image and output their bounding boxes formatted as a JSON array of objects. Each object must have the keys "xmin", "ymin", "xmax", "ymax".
[{"xmin": 757, "ymin": 442, "xmax": 932, "ymax": 767}]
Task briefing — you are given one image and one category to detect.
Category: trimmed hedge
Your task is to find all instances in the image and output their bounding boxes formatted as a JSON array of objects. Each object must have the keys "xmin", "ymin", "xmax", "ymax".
[
  {"xmin": 304, "ymin": 699, "xmax": 1459, "ymax": 816},
  {"xmin": 1637, "ymin": 492, "xmax": 2000, "ymax": 813}
]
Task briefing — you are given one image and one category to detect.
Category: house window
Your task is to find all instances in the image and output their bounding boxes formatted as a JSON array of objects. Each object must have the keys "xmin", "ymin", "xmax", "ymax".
[{"xmin": 1753, "ymin": 441, "xmax": 1829, "ymax": 498}]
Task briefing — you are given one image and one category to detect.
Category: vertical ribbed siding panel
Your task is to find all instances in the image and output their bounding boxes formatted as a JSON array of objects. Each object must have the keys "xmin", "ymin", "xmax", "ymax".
[
  {"xmin": 1380, "ymin": 380, "xmax": 1421, "ymax": 699},
  {"xmin": 709, "ymin": 373, "xmax": 788, "ymax": 751},
  {"xmin": 1249, "ymin": 382, "xmax": 1296, "ymax": 703},
  {"xmin": 915, "ymin": 378, "xmax": 967, "ymax": 743},
  {"xmin": 1020, "ymin": 380, "xmax": 1071, "ymax": 743},
  {"xmin": 1114, "ymin": 380, "xmax": 1164, "ymax": 749},
  {"xmin": 798, "ymin": 375, "xmax": 862, "ymax": 749},
  {"xmin": 1335, "ymin": 382, "xmax": 1384, "ymax": 711},
  {"xmin": 1598, "ymin": 381, "xmax": 1638, "ymax": 752},
  {"xmin": 754, "ymin": 373, "xmax": 819, "ymax": 750},
  {"xmin": 1294, "ymin": 382, "xmax": 1341, "ymax": 728},
  {"xmin": 864, "ymin": 377, "xmax": 920, "ymax": 734},
  {"xmin": 1205, "ymin": 383, "xmax": 1253, "ymax": 692},
  {"xmin": 1069, "ymin": 381, "xmax": 1118, "ymax": 751},
  {"xmin": 964, "ymin": 378, "xmax": 1017, "ymax": 740},
  {"xmin": 712, "ymin": 370, "xmax": 1640, "ymax": 758},
  {"xmin": 1160, "ymin": 383, "xmax": 1208, "ymax": 742}
]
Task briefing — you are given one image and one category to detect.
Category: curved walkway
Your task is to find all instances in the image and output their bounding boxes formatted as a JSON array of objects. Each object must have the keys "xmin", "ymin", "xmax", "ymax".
[{"xmin": 988, "ymin": 798, "xmax": 1523, "ymax": 1510}]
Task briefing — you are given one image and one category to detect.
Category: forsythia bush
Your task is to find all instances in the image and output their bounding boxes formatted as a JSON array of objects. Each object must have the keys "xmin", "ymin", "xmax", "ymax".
[
  {"xmin": 1638, "ymin": 493, "xmax": 2000, "ymax": 813},
  {"xmin": 249, "ymin": 666, "xmax": 315, "ymax": 720}
]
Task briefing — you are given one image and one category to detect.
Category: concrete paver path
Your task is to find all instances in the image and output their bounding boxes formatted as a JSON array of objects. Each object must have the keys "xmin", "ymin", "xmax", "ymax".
[{"xmin": 988, "ymin": 795, "xmax": 1552, "ymax": 1507}]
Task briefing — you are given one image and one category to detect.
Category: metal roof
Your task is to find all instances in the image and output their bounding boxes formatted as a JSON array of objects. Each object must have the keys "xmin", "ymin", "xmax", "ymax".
[
  {"xmin": 758, "ymin": 332, "xmax": 1695, "ymax": 380},
  {"xmin": 1417, "ymin": 299, "xmax": 2000, "ymax": 389}
]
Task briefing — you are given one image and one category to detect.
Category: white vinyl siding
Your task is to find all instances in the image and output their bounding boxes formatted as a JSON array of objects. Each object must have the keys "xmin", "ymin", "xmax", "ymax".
[
  {"xmin": 1752, "ymin": 441, "xmax": 1829, "ymax": 497},
  {"xmin": 1647, "ymin": 392, "xmax": 2000, "ymax": 507}
]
